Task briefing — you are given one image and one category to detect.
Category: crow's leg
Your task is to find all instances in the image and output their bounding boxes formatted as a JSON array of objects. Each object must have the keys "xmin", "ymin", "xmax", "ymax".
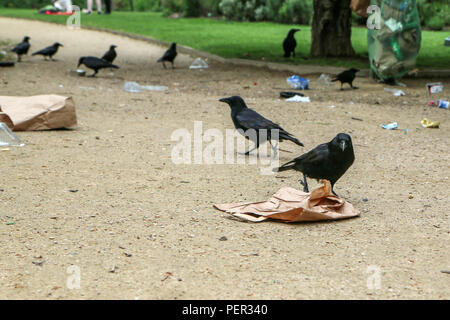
[
  {"xmin": 350, "ymin": 81, "xmax": 358, "ymax": 89},
  {"xmin": 268, "ymin": 140, "xmax": 278, "ymax": 158},
  {"xmin": 238, "ymin": 141, "xmax": 259, "ymax": 156},
  {"xmin": 162, "ymin": 61, "xmax": 167, "ymax": 69},
  {"xmin": 88, "ymin": 69, "xmax": 98, "ymax": 77},
  {"xmin": 299, "ymin": 174, "xmax": 309, "ymax": 192},
  {"xmin": 340, "ymin": 82, "xmax": 344, "ymax": 91},
  {"xmin": 17, "ymin": 55, "xmax": 21, "ymax": 62},
  {"xmin": 293, "ymin": 50, "xmax": 296, "ymax": 57},
  {"xmin": 171, "ymin": 61, "xmax": 175, "ymax": 69}
]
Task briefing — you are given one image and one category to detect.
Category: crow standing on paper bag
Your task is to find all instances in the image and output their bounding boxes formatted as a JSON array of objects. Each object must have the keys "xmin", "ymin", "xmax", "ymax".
[
  {"xmin": 274, "ymin": 133, "xmax": 355, "ymax": 196},
  {"xmin": 219, "ymin": 96, "xmax": 304, "ymax": 155}
]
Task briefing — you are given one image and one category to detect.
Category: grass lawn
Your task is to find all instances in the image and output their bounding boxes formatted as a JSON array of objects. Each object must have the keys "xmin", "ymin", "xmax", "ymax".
[{"xmin": 0, "ymin": 8, "xmax": 449, "ymax": 69}]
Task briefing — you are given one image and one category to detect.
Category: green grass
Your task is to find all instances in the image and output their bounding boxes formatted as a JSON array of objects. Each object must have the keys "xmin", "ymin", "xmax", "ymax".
[{"xmin": 0, "ymin": 8, "xmax": 449, "ymax": 69}]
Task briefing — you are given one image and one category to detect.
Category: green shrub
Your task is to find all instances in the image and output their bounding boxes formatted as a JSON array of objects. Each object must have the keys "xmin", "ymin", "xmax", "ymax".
[{"xmin": 426, "ymin": 15, "xmax": 445, "ymax": 30}]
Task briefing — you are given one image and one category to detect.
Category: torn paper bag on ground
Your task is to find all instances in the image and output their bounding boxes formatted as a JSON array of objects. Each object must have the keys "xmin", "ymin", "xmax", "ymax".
[
  {"xmin": 214, "ymin": 180, "xmax": 359, "ymax": 222},
  {"xmin": 0, "ymin": 94, "xmax": 77, "ymax": 131}
]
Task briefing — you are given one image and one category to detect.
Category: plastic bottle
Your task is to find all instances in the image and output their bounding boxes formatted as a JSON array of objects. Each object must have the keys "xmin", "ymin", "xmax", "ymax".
[{"xmin": 429, "ymin": 100, "xmax": 449, "ymax": 109}]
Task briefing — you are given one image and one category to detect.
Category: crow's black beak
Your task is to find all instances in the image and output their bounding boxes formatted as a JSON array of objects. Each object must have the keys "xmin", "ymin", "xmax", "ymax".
[{"xmin": 219, "ymin": 98, "xmax": 229, "ymax": 104}]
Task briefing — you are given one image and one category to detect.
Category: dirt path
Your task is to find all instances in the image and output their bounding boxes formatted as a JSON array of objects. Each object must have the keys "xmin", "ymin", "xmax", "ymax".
[{"xmin": 0, "ymin": 18, "xmax": 449, "ymax": 300}]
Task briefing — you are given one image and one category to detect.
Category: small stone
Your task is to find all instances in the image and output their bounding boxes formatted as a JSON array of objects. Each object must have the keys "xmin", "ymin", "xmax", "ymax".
[
  {"xmin": 362, "ymin": 197, "xmax": 369, "ymax": 202},
  {"xmin": 219, "ymin": 236, "xmax": 228, "ymax": 241}
]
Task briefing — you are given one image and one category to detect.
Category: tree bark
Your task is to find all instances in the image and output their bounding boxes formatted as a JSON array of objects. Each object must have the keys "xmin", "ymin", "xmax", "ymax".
[
  {"xmin": 310, "ymin": 0, "xmax": 355, "ymax": 57},
  {"xmin": 129, "ymin": 0, "xmax": 134, "ymax": 12}
]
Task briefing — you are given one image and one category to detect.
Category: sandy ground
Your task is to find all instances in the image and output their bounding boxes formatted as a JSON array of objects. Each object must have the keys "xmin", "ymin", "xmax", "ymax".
[{"xmin": 0, "ymin": 18, "xmax": 449, "ymax": 300}]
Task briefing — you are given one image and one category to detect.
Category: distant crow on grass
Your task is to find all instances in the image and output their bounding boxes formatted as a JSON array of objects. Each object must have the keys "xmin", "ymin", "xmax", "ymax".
[{"xmin": 283, "ymin": 29, "xmax": 300, "ymax": 58}]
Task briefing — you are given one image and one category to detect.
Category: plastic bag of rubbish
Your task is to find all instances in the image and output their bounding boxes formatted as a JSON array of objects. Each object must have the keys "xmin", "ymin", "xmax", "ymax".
[
  {"xmin": 368, "ymin": 0, "xmax": 422, "ymax": 82},
  {"xmin": 123, "ymin": 81, "xmax": 168, "ymax": 93},
  {"xmin": 189, "ymin": 58, "xmax": 209, "ymax": 69},
  {"xmin": 0, "ymin": 122, "xmax": 24, "ymax": 147},
  {"xmin": 287, "ymin": 75, "xmax": 310, "ymax": 90},
  {"xmin": 317, "ymin": 74, "xmax": 332, "ymax": 86}
]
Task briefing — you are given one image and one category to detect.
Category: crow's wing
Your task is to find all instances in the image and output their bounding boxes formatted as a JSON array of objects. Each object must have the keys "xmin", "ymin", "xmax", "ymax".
[
  {"xmin": 12, "ymin": 42, "xmax": 29, "ymax": 53},
  {"xmin": 85, "ymin": 57, "xmax": 117, "ymax": 68},
  {"xmin": 33, "ymin": 46, "xmax": 55, "ymax": 56},
  {"xmin": 293, "ymin": 143, "xmax": 329, "ymax": 165},
  {"xmin": 235, "ymin": 108, "xmax": 285, "ymax": 132}
]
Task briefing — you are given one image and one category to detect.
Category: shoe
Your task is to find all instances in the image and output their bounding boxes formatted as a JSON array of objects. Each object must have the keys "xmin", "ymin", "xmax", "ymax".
[{"xmin": 97, "ymin": 11, "xmax": 102, "ymax": 14}]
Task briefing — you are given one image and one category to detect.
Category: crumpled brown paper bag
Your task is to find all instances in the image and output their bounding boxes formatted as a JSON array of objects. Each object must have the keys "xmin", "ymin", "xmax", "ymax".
[
  {"xmin": 0, "ymin": 95, "xmax": 77, "ymax": 131},
  {"xmin": 0, "ymin": 111, "xmax": 14, "ymax": 129},
  {"xmin": 350, "ymin": 0, "xmax": 370, "ymax": 18},
  {"xmin": 214, "ymin": 180, "xmax": 360, "ymax": 222}
]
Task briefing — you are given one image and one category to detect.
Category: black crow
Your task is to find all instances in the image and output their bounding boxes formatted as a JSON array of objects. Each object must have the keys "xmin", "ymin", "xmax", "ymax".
[
  {"xmin": 219, "ymin": 96, "xmax": 304, "ymax": 155},
  {"xmin": 283, "ymin": 29, "xmax": 300, "ymax": 58},
  {"xmin": 157, "ymin": 42, "xmax": 177, "ymax": 69},
  {"xmin": 102, "ymin": 45, "xmax": 117, "ymax": 63},
  {"xmin": 274, "ymin": 133, "xmax": 354, "ymax": 196},
  {"xmin": 32, "ymin": 42, "xmax": 63, "ymax": 60},
  {"xmin": 77, "ymin": 56, "xmax": 119, "ymax": 77},
  {"xmin": 331, "ymin": 68, "xmax": 360, "ymax": 90},
  {"xmin": 11, "ymin": 36, "xmax": 31, "ymax": 62}
]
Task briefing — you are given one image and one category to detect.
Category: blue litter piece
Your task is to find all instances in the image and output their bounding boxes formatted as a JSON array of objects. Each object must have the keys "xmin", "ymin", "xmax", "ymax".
[{"xmin": 287, "ymin": 75, "xmax": 310, "ymax": 90}]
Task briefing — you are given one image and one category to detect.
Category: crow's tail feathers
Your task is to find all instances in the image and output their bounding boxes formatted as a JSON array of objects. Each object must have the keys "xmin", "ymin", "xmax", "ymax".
[
  {"xmin": 110, "ymin": 64, "xmax": 119, "ymax": 69},
  {"xmin": 331, "ymin": 78, "xmax": 338, "ymax": 82},
  {"xmin": 280, "ymin": 132, "xmax": 304, "ymax": 147},
  {"xmin": 272, "ymin": 160, "xmax": 296, "ymax": 173}
]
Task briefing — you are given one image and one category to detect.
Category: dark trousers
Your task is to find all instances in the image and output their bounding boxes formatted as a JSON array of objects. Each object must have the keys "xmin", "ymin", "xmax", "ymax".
[{"xmin": 105, "ymin": 0, "xmax": 112, "ymax": 13}]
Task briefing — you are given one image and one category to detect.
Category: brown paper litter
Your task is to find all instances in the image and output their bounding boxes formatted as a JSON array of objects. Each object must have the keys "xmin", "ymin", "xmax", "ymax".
[
  {"xmin": 214, "ymin": 180, "xmax": 360, "ymax": 223},
  {"xmin": 0, "ymin": 95, "xmax": 77, "ymax": 131}
]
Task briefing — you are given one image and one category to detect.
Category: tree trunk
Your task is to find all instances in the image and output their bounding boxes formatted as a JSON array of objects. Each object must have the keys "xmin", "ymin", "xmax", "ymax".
[
  {"xmin": 310, "ymin": 0, "xmax": 355, "ymax": 57},
  {"xmin": 129, "ymin": 0, "xmax": 134, "ymax": 12}
]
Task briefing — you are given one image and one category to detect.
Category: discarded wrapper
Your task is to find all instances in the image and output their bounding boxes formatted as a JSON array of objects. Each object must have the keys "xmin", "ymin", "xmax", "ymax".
[
  {"xmin": 280, "ymin": 91, "xmax": 304, "ymax": 98},
  {"xmin": 421, "ymin": 118, "xmax": 440, "ymax": 128},
  {"xmin": 0, "ymin": 122, "xmax": 24, "ymax": 147},
  {"xmin": 287, "ymin": 75, "xmax": 309, "ymax": 90},
  {"xmin": 213, "ymin": 180, "xmax": 360, "ymax": 223},
  {"xmin": 426, "ymin": 82, "xmax": 443, "ymax": 95},
  {"xmin": 381, "ymin": 122, "xmax": 398, "ymax": 130},
  {"xmin": 285, "ymin": 95, "xmax": 310, "ymax": 103}
]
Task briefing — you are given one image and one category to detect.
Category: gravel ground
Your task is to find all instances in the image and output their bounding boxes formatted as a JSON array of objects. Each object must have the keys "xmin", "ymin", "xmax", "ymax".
[{"xmin": 0, "ymin": 18, "xmax": 449, "ymax": 299}]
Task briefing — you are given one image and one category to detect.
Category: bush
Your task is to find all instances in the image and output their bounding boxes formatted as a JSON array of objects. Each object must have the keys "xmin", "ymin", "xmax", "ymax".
[
  {"xmin": 426, "ymin": 15, "xmax": 445, "ymax": 30},
  {"xmin": 417, "ymin": 0, "xmax": 449, "ymax": 27}
]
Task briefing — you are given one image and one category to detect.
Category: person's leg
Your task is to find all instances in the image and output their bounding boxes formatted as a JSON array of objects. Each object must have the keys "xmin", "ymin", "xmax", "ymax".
[
  {"xmin": 105, "ymin": 0, "xmax": 111, "ymax": 14},
  {"xmin": 96, "ymin": 0, "xmax": 102, "ymax": 13},
  {"xmin": 87, "ymin": 0, "xmax": 92, "ymax": 13},
  {"xmin": 66, "ymin": 0, "xmax": 73, "ymax": 12}
]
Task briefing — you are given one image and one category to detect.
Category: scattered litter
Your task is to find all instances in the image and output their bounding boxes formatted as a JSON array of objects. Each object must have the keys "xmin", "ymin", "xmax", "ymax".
[
  {"xmin": 317, "ymin": 74, "xmax": 332, "ymax": 86},
  {"xmin": 214, "ymin": 180, "xmax": 359, "ymax": 223},
  {"xmin": 384, "ymin": 88, "xmax": 405, "ymax": 96},
  {"xmin": 421, "ymin": 118, "xmax": 440, "ymax": 128},
  {"xmin": 445, "ymin": 36, "xmax": 450, "ymax": 47},
  {"xmin": 280, "ymin": 91, "xmax": 304, "ymax": 99},
  {"xmin": 219, "ymin": 236, "xmax": 227, "ymax": 241},
  {"xmin": 285, "ymin": 95, "xmax": 310, "ymax": 103},
  {"xmin": 189, "ymin": 57, "xmax": 209, "ymax": 69},
  {"xmin": 351, "ymin": 117, "xmax": 363, "ymax": 121},
  {"xmin": 381, "ymin": 122, "xmax": 398, "ymax": 130},
  {"xmin": 426, "ymin": 82, "xmax": 443, "ymax": 95},
  {"xmin": 441, "ymin": 270, "xmax": 450, "ymax": 274},
  {"xmin": 328, "ymin": 105, "xmax": 336, "ymax": 109},
  {"xmin": 381, "ymin": 122, "xmax": 408, "ymax": 132},
  {"xmin": 68, "ymin": 69, "xmax": 86, "ymax": 77},
  {"xmin": 123, "ymin": 81, "xmax": 168, "ymax": 93},
  {"xmin": 287, "ymin": 75, "xmax": 309, "ymax": 90},
  {"xmin": 0, "ymin": 122, "xmax": 24, "ymax": 147},
  {"xmin": 429, "ymin": 100, "xmax": 449, "ymax": 109}
]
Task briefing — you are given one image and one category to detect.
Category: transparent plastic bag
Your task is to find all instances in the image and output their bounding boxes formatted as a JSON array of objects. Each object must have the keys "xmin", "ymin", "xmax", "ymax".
[{"xmin": 368, "ymin": 0, "xmax": 421, "ymax": 81}]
